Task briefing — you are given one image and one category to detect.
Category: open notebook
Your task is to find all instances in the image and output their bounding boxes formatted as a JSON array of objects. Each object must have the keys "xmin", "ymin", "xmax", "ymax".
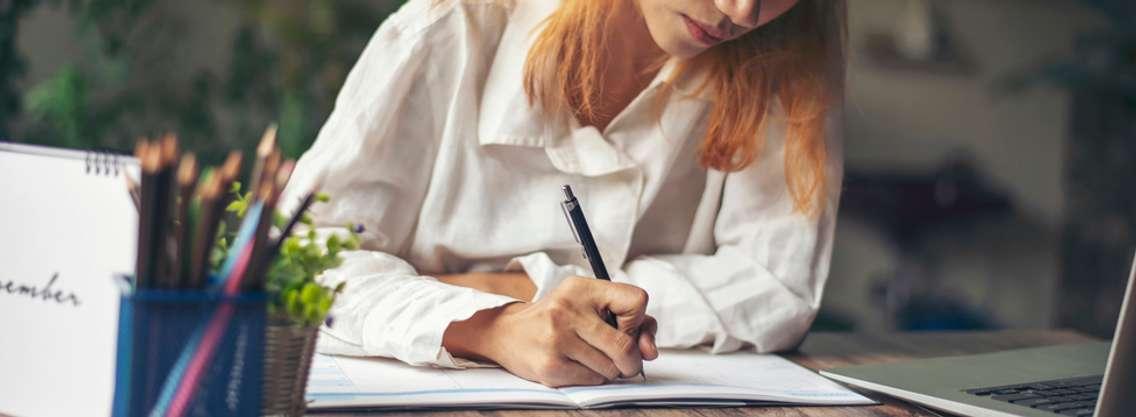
[{"xmin": 307, "ymin": 349, "xmax": 875, "ymax": 410}]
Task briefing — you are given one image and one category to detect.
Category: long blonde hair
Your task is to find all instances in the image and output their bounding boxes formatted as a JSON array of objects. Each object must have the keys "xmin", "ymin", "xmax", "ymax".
[{"xmin": 524, "ymin": 1, "xmax": 847, "ymax": 213}]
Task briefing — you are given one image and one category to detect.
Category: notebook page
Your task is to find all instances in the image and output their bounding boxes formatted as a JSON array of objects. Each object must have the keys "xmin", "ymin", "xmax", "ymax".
[
  {"xmin": 0, "ymin": 145, "xmax": 137, "ymax": 417},
  {"xmin": 558, "ymin": 349, "xmax": 875, "ymax": 408},
  {"xmin": 307, "ymin": 354, "xmax": 575, "ymax": 409}
]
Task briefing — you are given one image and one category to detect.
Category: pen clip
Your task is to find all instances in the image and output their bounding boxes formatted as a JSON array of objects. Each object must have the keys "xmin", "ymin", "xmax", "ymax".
[{"xmin": 561, "ymin": 201, "xmax": 581, "ymax": 244}]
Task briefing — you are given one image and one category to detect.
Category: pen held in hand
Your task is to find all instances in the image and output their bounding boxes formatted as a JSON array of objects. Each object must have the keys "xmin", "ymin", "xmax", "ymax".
[{"xmin": 560, "ymin": 184, "xmax": 647, "ymax": 382}]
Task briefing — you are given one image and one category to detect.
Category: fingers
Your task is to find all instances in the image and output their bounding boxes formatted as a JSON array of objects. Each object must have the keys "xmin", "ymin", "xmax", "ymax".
[
  {"xmin": 563, "ymin": 334, "xmax": 622, "ymax": 381},
  {"xmin": 561, "ymin": 276, "xmax": 650, "ymax": 333},
  {"xmin": 638, "ymin": 315, "xmax": 659, "ymax": 360},
  {"xmin": 547, "ymin": 278, "xmax": 653, "ymax": 380},
  {"xmin": 596, "ymin": 282, "xmax": 650, "ymax": 332},
  {"xmin": 575, "ymin": 314, "xmax": 643, "ymax": 378},
  {"xmin": 538, "ymin": 357, "xmax": 607, "ymax": 387}
]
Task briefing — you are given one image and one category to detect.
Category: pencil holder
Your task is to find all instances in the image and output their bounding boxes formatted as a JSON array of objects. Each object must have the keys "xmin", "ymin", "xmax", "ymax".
[{"xmin": 111, "ymin": 288, "xmax": 266, "ymax": 417}]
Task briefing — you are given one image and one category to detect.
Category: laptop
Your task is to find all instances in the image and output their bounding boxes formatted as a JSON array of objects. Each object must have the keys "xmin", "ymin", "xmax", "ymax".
[{"xmin": 821, "ymin": 252, "xmax": 1136, "ymax": 417}]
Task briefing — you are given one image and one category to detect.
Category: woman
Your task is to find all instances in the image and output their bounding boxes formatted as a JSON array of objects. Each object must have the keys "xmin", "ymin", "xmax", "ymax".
[{"xmin": 282, "ymin": 0, "xmax": 846, "ymax": 387}]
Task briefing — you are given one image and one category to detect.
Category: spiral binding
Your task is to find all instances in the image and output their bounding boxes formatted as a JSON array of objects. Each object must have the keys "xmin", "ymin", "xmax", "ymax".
[{"xmin": 85, "ymin": 149, "xmax": 124, "ymax": 176}]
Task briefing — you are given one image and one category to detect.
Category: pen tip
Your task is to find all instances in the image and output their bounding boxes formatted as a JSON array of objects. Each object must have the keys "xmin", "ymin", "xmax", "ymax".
[{"xmin": 561, "ymin": 184, "xmax": 574, "ymax": 200}]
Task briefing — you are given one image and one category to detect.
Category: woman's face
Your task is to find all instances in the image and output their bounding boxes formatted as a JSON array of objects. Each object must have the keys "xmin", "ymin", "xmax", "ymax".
[{"xmin": 636, "ymin": 0, "xmax": 800, "ymax": 58}]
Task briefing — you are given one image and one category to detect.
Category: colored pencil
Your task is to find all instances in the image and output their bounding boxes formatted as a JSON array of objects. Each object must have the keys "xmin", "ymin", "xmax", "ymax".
[
  {"xmin": 249, "ymin": 125, "xmax": 277, "ymax": 197},
  {"xmin": 153, "ymin": 134, "xmax": 179, "ymax": 287},
  {"xmin": 247, "ymin": 160, "xmax": 294, "ymax": 289},
  {"xmin": 136, "ymin": 140, "xmax": 162, "ymax": 288},
  {"xmin": 268, "ymin": 181, "xmax": 317, "ymax": 261},
  {"xmin": 174, "ymin": 154, "xmax": 198, "ymax": 287},
  {"xmin": 189, "ymin": 172, "xmax": 222, "ymax": 288}
]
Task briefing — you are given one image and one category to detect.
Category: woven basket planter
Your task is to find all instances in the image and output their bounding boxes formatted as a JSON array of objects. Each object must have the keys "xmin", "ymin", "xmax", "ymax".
[{"xmin": 261, "ymin": 321, "xmax": 319, "ymax": 417}]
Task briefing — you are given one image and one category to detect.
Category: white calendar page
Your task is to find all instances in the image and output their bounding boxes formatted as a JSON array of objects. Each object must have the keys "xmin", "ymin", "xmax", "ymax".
[{"xmin": 0, "ymin": 143, "xmax": 137, "ymax": 417}]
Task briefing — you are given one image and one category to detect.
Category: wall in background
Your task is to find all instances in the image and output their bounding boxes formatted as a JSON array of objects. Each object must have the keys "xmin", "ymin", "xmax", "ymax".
[
  {"xmin": 825, "ymin": 0, "xmax": 1106, "ymax": 332},
  {"xmin": 11, "ymin": 0, "xmax": 397, "ymax": 161},
  {"xmin": 16, "ymin": 2, "xmax": 237, "ymax": 91}
]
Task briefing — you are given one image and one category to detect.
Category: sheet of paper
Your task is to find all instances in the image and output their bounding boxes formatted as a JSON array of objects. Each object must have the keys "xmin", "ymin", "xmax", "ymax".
[
  {"xmin": 559, "ymin": 349, "xmax": 876, "ymax": 408},
  {"xmin": 0, "ymin": 145, "xmax": 137, "ymax": 417},
  {"xmin": 307, "ymin": 349, "xmax": 874, "ymax": 410},
  {"xmin": 307, "ymin": 354, "xmax": 575, "ymax": 409}
]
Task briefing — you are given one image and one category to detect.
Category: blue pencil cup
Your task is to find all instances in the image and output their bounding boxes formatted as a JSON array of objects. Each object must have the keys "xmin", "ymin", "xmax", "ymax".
[{"xmin": 111, "ymin": 289, "xmax": 266, "ymax": 417}]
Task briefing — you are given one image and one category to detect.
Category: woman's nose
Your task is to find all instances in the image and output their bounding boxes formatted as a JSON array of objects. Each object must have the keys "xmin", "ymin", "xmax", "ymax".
[{"xmin": 715, "ymin": 0, "xmax": 761, "ymax": 28}]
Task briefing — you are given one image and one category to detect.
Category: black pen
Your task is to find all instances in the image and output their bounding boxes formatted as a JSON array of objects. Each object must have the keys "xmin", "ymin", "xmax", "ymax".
[{"xmin": 561, "ymin": 184, "xmax": 647, "ymax": 382}]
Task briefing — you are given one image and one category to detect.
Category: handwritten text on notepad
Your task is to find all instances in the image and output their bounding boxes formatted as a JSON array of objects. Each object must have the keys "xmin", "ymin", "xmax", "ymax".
[{"xmin": 0, "ymin": 273, "xmax": 81, "ymax": 306}]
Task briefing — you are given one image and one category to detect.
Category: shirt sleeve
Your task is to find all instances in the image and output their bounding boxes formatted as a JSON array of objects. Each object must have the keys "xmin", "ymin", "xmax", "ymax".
[
  {"xmin": 279, "ymin": 2, "xmax": 518, "ymax": 368},
  {"xmin": 518, "ymin": 107, "xmax": 844, "ymax": 354}
]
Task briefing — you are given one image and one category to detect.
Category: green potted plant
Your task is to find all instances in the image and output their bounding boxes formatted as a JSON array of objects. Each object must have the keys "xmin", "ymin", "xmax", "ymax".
[{"xmin": 222, "ymin": 184, "xmax": 359, "ymax": 417}]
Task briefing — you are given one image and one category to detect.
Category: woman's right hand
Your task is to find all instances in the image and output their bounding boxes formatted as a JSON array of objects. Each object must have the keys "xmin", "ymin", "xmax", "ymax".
[{"xmin": 443, "ymin": 276, "xmax": 658, "ymax": 387}]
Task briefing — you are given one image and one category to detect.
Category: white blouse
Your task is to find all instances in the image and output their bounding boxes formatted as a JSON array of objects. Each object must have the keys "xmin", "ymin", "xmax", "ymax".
[{"xmin": 281, "ymin": 0, "xmax": 844, "ymax": 368}]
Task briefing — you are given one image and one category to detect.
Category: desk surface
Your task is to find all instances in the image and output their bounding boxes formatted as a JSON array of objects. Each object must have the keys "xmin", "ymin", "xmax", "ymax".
[{"xmin": 310, "ymin": 330, "xmax": 1095, "ymax": 417}]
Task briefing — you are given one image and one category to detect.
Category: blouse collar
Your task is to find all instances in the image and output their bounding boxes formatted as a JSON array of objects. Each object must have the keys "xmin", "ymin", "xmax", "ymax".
[{"xmin": 477, "ymin": 1, "xmax": 711, "ymax": 151}]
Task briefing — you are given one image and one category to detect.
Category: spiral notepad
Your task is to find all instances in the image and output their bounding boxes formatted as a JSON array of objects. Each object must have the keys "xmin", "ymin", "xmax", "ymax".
[{"xmin": 0, "ymin": 142, "xmax": 138, "ymax": 417}]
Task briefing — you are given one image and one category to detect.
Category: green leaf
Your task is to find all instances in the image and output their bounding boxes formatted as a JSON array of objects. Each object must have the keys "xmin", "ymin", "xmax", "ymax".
[
  {"xmin": 303, "ymin": 303, "xmax": 320, "ymax": 325},
  {"xmin": 284, "ymin": 290, "xmax": 299, "ymax": 312},
  {"xmin": 225, "ymin": 199, "xmax": 245, "ymax": 214},
  {"xmin": 217, "ymin": 190, "xmax": 355, "ymax": 325},
  {"xmin": 300, "ymin": 282, "xmax": 320, "ymax": 304},
  {"xmin": 317, "ymin": 296, "xmax": 332, "ymax": 316}
]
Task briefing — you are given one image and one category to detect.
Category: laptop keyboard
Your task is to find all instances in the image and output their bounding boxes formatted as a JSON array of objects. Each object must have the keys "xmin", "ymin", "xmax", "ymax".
[{"xmin": 964, "ymin": 375, "xmax": 1103, "ymax": 416}]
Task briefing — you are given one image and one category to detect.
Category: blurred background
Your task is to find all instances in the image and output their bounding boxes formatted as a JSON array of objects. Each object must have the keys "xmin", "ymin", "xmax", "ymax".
[{"xmin": 1, "ymin": 0, "xmax": 1133, "ymax": 338}]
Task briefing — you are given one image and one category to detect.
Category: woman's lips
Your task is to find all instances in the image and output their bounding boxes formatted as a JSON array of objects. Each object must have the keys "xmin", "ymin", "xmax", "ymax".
[{"xmin": 681, "ymin": 14, "xmax": 725, "ymax": 46}]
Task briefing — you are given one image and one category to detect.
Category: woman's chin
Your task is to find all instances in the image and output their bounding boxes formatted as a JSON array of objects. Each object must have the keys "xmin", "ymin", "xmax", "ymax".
[{"xmin": 655, "ymin": 36, "xmax": 707, "ymax": 60}]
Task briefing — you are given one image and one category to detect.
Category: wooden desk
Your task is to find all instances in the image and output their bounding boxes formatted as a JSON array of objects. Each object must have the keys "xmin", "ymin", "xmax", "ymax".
[{"xmin": 310, "ymin": 330, "xmax": 1095, "ymax": 417}]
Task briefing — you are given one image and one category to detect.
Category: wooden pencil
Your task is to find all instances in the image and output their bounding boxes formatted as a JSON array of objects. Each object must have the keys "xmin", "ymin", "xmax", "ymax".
[
  {"xmin": 188, "ymin": 151, "xmax": 241, "ymax": 287},
  {"xmin": 136, "ymin": 141, "xmax": 162, "ymax": 288},
  {"xmin": 243, "ymin": 154, "xmax": 285, "ymax": 290},
  {"xmin": 269, "ymin": 180, "xmax": 319, "ymax": 262},
  {"xmin": 234, "ymin": 182, "xmax": 274, "ymax": 290},
  {"xmin": 248, "ymin": 160, "xmax": 295, "ymax": 289},
  {"xmin": 250, "ymin": 125, "xmax": 277, "ymax": 198},
  {"xmin": 260, "ymin": 150, "xmax": 281, "ymax": 192},
  {"xmin": 217, "ymin": 151, "xmax": 243, "ymax": 211},
  {"xmin": 174, "ymin": 153, "xmax": 197, "ymax": 287},
  {"xmin": 153, "ymin": 134, "xmax": 179, "ymax": 288},
  {"xmin": 190, "ymin": 172, "xmax": 222, "ymax": 288}
]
